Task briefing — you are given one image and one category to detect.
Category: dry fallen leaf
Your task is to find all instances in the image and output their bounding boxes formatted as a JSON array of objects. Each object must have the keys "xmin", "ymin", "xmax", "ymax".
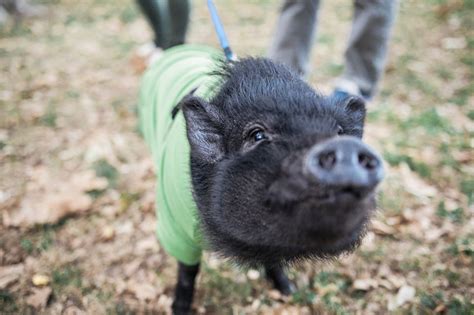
[
  {"xmin": 371, "ymin": 219, "xmax": 397, "ymax": 236},
  {"xmin": 135, "ymin": 236, "xmax": 159, "ymax": 253},
  {"xmin": 385, "ymin": 274, "xmax": 406, "ymax": 289},
  {"xmin": 247, "ymin": 269, "xmax": 260, "ymax": 280},
  {"xmin": 0, "ymin": 264, "xmax": 24, "ymax": 289},
  {"xmin": 26, "ymin": 287, "xmax": 52, "ymax": 309},
  {"xmin": 353, "ymin": 278, "xmax": 378, "ymax": 291},
  {"xmin": 441, "ymin": 37, "xmax": 467, "ymax": 50},
  {"xmin": 267, "ymin": 305, "xmax": 312, "ymax": 315},
  {"xmin": 268, "ymin": 289, "xmax": 283, "ymax": 300},
  {"xmin": 317, "ymin": 283, "xmax": 339, "ymax": 296},
  {"xmin": 32, "ymin": 274, "xmax": 50, "ymax": 286},
  {"xmin": 395, "ymin": 285, "xmax": 416, "ymax": 307},
  {"xmin": 62, "ymin": 305, "xmax": 87, "ymax": 315},
  {"xmin": 434, "ymin": 304, "xmax": 446, "ymax": 313},
  {"xmin": 2, "ymin": 170, "xmax": 107, "ymax": 227},
  {"xmin": 399, "ymin": 164, "xmax": 437, "ymax": 200},
  {"xmin": 156, "ymin": 294, "xmax": 173, "ymax": 311},
  {"xmin": 397, "ymin": 285, "xmax": 415, "ymax": 305},
  {"xmin": 101, "ymin": 226, "xmax": 115, "ymax": 241},
  {"xmin": 126, "ymin": 280, "xmax": 161, "ymax": 301}
]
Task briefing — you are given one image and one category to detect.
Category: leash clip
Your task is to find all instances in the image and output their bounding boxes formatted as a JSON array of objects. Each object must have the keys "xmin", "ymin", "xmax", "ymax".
[{"xmin": 207, "ymin": 0, "xmax": 237, "ymax": 62}]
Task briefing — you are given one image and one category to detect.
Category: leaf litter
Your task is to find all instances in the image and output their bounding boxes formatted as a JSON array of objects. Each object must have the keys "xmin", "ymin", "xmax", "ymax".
[{"xmin": 0, "ymin": 0, "xmax": 472, "ymax": 313}]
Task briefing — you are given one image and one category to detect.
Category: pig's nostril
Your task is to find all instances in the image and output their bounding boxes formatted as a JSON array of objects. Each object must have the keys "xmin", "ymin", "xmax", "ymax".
[
  {"xmin": 358, "ymin": 152, "xmax": 378, "ymax": 170},
  {"xmin": 318, "ymin": 151, "xmax": 337, "ymax": 170}
]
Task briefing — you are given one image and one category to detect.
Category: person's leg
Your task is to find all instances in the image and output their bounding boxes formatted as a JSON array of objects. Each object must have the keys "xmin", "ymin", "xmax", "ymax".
[
  {"xmin": 136, "ymin": 0, "xmax": 167, "ymax": 48},
  {"xmin": 336, "ymin": 0, "xmax": 399, "ymax": 99},
  {"xmin": 168, "ymin": 0, "xmax": 190, "ymax": 48},
  {"xmin": 268, "ymin": 0, "xmax": 320, "ymax": 76}
]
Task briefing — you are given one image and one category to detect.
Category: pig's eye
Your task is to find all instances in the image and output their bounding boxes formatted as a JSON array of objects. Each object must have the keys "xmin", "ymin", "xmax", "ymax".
[
  {"xmin": 337, "ymin": 125, "xmax": 344, "ymax": 135},
  {"xmin": 250, "ymin": 128, "xmax": 266, "ymax": 142}
]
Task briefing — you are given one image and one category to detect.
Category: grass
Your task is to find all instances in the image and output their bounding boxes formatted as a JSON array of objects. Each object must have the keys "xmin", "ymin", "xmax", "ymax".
[
  {"xmin": 52, "ymin": 266, "xmax": 83, "ymax": 289},
  {"xmin": 93, "ymin": 159, "xmax": 119, "ymax": 187},
  {"xmin": 20, "ymin": 226, "xmax": 56, "ymax": 255},
  {"xmin": 0, "ymin": 0, "xmax": 472, "ymax": 313},
  {"xmin": 436, "ymin": 201, "xmax": 465, "ymax": 223}
]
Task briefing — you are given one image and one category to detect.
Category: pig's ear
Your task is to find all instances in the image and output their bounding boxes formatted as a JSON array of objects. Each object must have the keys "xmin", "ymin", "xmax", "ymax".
[
  {"xmin": 343, "ymin": 96, "xmax": 366, "ymax": 121},
  {"xmin": 180, "ymin": 95, "xmax": 224, "ymax": 163},
  {"xmin": 340, "ymin": 96, "xmax": 366, "ymax": 138}
]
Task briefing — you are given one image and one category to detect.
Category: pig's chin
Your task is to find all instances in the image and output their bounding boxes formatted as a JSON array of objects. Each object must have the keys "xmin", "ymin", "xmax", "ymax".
[
  {"xmin": 201, "ymin": 192, "xmax": 375, "ymax": 267},
  {"xmin": 264, "ymin": 189, "xmax": 376, "ymax": 264},
  {"xmin": 292, "ymin": 190, "xmax": 375, "ymax": 247}
]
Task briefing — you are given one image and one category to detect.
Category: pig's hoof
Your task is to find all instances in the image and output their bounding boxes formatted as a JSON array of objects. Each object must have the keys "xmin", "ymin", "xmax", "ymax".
[
  {"xmin": 274, "ymin": 277, "xmax": 297, "ymax": 296},
  {"xmin": 265, "ymin": 266, "xmax": 297, "ymax": 296},
  {"xmin": 172, "ymin": 300, "xmax": 192, "ymax": 315},
  {"xmin": 172, "ymin": 306, "xmax": 192, "ymax": 315}
]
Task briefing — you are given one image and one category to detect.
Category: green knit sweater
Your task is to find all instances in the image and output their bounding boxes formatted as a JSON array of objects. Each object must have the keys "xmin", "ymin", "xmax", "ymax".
[{"xmin": 139, "ymin": 45, "xmax": 222, "ymax": 265}]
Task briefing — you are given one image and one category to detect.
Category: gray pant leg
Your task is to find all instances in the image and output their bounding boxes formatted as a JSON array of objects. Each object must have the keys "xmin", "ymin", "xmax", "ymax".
[
  {"xmin": 268, "ymin": 0, "xmax": 320, "ymax": 76},
  {"xmin": 136, "ymin": 0, "xmax": 190, "ymax": 49},
  {"xmin": 338, "ymin": 0, "xmax": 398, "ymax": 98},
  {"xmin": 168, "ymin": 0, "xmax": 190, "ymax": 47}
]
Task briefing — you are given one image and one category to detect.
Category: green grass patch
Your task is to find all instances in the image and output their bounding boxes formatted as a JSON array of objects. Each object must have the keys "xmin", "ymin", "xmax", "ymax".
[
  {"xmin": 0, "ymin": 290, "xmax": 19, "ymax": 313},
  {"xmin": 403, "ymin": 71, "xmax": 439, "ymax": 97},
  {"xmin": 317, "ymin": 34, "xmax": 335, "ymax": 45},
  {"xmin": 93, "ymin": 159, "xmax": 119, "ymax": 187},
  {"xmin": 52, "ymin": 265, "xmax": 83, "ymax": 289},
  {"xmin": 292, "ymin": 287, "xmax": 316, "ymax": 305},
  {"xmin": 383, "ymin": 151, "xmax": 432, "ymax": 178},
  {"xmin": 460, "ymin": 54, "xmax": 474, "ymax": 67},
  {"xmin": 467, "ymin": 110, "xmax": 474, "ymax": 120},
  {"xmin": 40, "ymin": 104, "xmax": 57, "ymax": 128},
  {"xmin": 446, "ymin": 296, "xmax": 474, "ymax": 315},
  {"xmin": 314, "ymin": 271, "xmax": 350, "ymax": 292},
  {"xmin": 66, "ymin": 90, "xmax": 81, "ymax": 99},
  {"xmin": 450, "ymin": 85, "xmax": 473, "ymax": 106},
  {"xmin": 435, "ymin": 65, "xmax": 454, "ymax": 80},
  {"xmin": 358, "ymin": 246, "xmax": 386, "ymax": 263},
  {"xmin": 447, "ymin": 234, "xmax": 474, "ymax": 257},
  {"xmin": 403, "ymin": 108, "xmax": 453, "ymax": 135},
  {"xmin": 418, "ymin": 291, "xmax": 474, "ymax": 314},
  {"xmin": 436, "ymin": 201, "xmax": 465, "ymax": 223},
  {"xmin": 321, "ymin": 293, "xmax": 348, "ymax": 315},
  {"xmin": 120, "ymin": 4, "xmax": 139, "ymax": 24},
  {"xmin": 445, "ymin": 270, "xmax": 461, "ymax": 286},
  {"xmin": 399, "ymin": 258, "xmax": 421, "ymax": 272},
  {"xmin": 20, "ymin": 226, "xmax": 55, "ymax": 255},
  {"xmin": 200, "ymin": 265, "xmax": 252, "ymax": 310},
  {"xmin": 323, "ymin": 62, "xmax": 344, "ymax": 76},
  {"xmin": 419, "ymin": 291, "xmax": 444, "ymax": 312},
  {"xmin": 312, "ymin": 272, "xmax": 350, "ymax": 314},
  {"xmin": 111, "ymin": 302, "xmax": 136, "ymax": 315},
  {"xmin": 460, "ymin": 178, "xmax": 474, "ymax": 205}
]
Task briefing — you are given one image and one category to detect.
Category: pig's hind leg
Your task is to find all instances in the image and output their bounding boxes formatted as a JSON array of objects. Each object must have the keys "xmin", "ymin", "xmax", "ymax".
[
  {"xmin": 265, "ymin": 265, "xmax": 296, "ymax": 296},
  {"xmin": 172, "ymin": 262, "xmax": 200, "ymax": 315}
]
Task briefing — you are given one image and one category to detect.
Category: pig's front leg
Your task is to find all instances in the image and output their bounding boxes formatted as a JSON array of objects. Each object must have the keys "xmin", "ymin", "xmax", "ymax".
[
  {"xmin": 265, "ymin": 265, "xmax": 296, "ymax": 296},
  {"xmin": 172, "ymin": 262, "xmax": 200, "ymax": 315}
]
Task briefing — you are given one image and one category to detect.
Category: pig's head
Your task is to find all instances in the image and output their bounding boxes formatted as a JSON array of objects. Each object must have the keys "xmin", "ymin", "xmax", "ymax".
[{"xmin": 179, "ymin": 58, "xmax": 384, "ymax": 266}]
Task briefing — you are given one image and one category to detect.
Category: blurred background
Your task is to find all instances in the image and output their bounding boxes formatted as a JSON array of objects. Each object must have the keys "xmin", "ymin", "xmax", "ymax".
[{"xmin": 0, "ymin": 0, "xmax": 472, "ymax": 313}]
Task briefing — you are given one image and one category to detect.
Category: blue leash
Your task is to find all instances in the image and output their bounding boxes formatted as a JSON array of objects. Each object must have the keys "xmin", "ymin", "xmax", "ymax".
[{"xmin": 207, "ymin": 0, "xmax": 237, "ymax": 61}]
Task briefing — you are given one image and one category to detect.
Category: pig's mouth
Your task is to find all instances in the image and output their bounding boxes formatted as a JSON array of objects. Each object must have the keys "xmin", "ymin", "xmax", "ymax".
[
  {"xmin": 309, "ymin": 185, "xmax": 376, "ymax": 203},
  {"xmin": 284, "ymin": 184, "xmax": 377, "ymax": 252}
]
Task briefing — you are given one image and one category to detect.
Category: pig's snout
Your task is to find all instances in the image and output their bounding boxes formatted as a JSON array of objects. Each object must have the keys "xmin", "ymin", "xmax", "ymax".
[{"xmin": 305, "ymin": 136, "xmax": 384, "ymax": 198}]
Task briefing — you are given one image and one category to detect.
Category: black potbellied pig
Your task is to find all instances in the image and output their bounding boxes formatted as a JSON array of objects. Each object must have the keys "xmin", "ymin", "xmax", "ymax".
[{"xmin": 139, "ymin": 45, "xmax": 384, "ymax": 315}]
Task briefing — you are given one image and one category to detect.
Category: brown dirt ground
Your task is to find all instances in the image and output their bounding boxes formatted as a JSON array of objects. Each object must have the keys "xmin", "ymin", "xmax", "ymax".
[{"xmin": 0, "ymin": 0, "xmax": 473, "ymax": 314}]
